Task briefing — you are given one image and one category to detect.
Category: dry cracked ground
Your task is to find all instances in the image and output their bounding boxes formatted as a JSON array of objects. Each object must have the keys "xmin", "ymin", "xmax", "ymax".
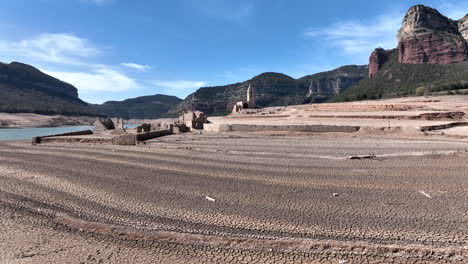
[{"xmin": 1, "ymin": 132, "xmax": 467, "ymax": 263}]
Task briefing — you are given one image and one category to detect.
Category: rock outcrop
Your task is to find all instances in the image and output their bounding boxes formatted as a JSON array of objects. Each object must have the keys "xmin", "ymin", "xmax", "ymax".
[
  {"xmin": 339, "ymin": 48, "xmax": 468, "ymax": 102},
  {"xmin": 459, "ymin": 14, "xmax": 468, "ymax": 41},
  {"xmin": 300, "ymin": 65, "xmax": 368, "ymax": 103},
  {"xmin": 369, "ymin": 48, "xmax": 393, "ymax": 77},
  {"xmin": 397, "ymin": 5, "xmax": 468, "ymax": 64}
]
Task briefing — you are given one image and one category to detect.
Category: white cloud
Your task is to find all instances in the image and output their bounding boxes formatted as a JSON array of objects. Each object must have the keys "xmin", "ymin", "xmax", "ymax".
[
  {"xmin": 0, "ymin": 33, "xmax": 99, "ymax": 65},
  {"xmin": 120, "ymin": 62, "xmax": 152, "ymax": 71},
  {"xmin": 149, "ymin": 80, "xmax": 206, "ymax": 98},
  {"xmin": 152, "ymin": 80, "xmax": 206, "ymax": 90},
  {"xmin": 305, "ymin": 13, "xmax": 402, "ymax": 57},
  {"xmin": 0, "ymin": 32, "xmax": 150, "ymax": 101},
  {"xmin": 46, "ymin": 68, "xmax": 143, "ymax": 92}
]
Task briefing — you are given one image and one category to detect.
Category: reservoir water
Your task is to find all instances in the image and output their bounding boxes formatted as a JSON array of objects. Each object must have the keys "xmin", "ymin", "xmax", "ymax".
[
  {"xmin": 0, "ymin": 124, "xmax": 139, "ymax": 141},
  {"xmin": 0, "ymin": 126, "xmax": 94, "ymax": 141}
]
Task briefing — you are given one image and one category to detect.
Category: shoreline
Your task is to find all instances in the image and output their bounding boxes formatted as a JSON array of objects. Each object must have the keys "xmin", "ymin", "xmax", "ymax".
[{"xmin": 0, "ymin": 112, "xmax": 94, "ymax": 129}]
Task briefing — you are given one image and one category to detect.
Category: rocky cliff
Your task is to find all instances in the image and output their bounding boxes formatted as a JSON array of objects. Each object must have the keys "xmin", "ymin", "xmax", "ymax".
[
  {"xmin": 460, "ymin": 14, "xmax": 468, "ymax": 41},
  {"xmin": 176, "ymin": 66, "xmax": 367, "ymax": 115},
  {"xmin": 299, "ymin": 65, "xmax": 368, "ymax": 103},
  {"xmin": 369, "ymin": 48, "xmax": 394, "ymax": 77},
  {"xmin": 397, "ymin": 5, "xmax": 468, "ymax": 64},
  {"xmin": 333, "ymin": 48, "xmax": 468, "ymax": 102},
  {"xmin": 0, "ymin": 61, "xmax": 100, "ymax": 116},
  {"xmin": 344, "ymin": 5, "xmax": 468, "ymax": 102}
]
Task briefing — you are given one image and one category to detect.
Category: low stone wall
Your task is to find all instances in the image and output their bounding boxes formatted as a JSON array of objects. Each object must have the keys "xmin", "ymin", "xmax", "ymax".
[
  {"xmin": 112, "ymin": 134, "xmax": 137, "ymax": 146},
  {"xmin": 419, "ymin": 122, "xmax": 468, "ymax": 132},
  {"xmin": 32, "ymin": 130, "xmax": 94, "ymax": 144},
  {"xmin": 112, "ymin": 129, "xmax": 173, "ymax": 145},
  {"xmin": 41, "ymin": 137, "xmax": 113, "ymax": 144},
  {"xmin": 204, "ymin": 124, "xmax": 360, "ymax": 133},
  {"xmin": 136, "ymin": 130, "xmax": 172, "ymax": 141}
]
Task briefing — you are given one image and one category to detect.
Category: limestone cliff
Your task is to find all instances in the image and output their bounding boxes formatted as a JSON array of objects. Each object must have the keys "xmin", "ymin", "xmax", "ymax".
[
  {"xmin": 397, "ymin": 5, "xmax": 468, "ymax": 64},
  {"xmin": 299, "ymin": 65, "xmax": 368, "ymax": 103},
  {"xmin": 459, "ymin": 14, "xmax": 468, "ymax": 41}
]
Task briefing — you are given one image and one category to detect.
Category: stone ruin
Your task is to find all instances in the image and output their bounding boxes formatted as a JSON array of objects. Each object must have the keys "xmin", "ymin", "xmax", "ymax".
[
  {"xmin": 94, "ymin": 118, "xmax": 115, "ymax": 131},
  {"xmin": 135, "ymin": 110, "xmax": 208, "ymax": 135},
  {"xmin": 232, "ymin": 84, "xmax": 255, "ymax": 113},
  {"xmin": 179, "ymin": 110, "xmax": 207, "ymax": 130},
  {"xmin": 94, "ymin": 118, "xmax": 125, "ymax": 134},
  {"xmin": 36, "ymin": 112, "xmax": 208, "ymax": 146},
  {"xmin": 136, "ymin": 121, "xmax": 190, "ymax": 134}
]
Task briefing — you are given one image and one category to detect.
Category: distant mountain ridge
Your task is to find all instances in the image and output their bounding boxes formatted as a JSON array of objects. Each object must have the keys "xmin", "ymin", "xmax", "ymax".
[
  {"xmin": 92, "ymin": 94, "xmax": 183, "ymax": 119},
  {"xmin": 176, "ymin": 65, "xmax": 368, "ymax": 115},
  {"xmin": 0, "ymin": 61, "xmax": 182, "ymax": 118}
]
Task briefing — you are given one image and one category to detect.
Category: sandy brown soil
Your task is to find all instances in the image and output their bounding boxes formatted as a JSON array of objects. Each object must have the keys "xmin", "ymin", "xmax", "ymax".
[
  {"xmin": 0, "ymin": 113, "xmax": 94, "ymax": 128},
  {"xmin": 1, "ymin": 132, "xmax": 467, "ymax": 263},
  {"xmin": 210, "ymin": 95, "xmax": 468, "ymax": 135}
]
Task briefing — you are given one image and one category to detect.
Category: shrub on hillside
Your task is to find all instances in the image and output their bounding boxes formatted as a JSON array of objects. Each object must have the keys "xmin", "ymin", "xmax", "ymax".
[{"xmin": 415, "ymin": 86, "xmax": 428, "ymax": 95}]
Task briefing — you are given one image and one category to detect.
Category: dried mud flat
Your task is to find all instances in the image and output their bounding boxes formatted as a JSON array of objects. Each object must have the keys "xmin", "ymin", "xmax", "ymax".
[{"xmin": 1, "ymin": 132, "xmax": 468, "ymax": 263}]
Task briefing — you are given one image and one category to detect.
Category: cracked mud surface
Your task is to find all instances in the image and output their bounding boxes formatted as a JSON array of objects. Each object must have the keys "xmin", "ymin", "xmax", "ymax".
[{"xmin": 1, "ymin": 133, "xmax": 467, "ymax": 263}]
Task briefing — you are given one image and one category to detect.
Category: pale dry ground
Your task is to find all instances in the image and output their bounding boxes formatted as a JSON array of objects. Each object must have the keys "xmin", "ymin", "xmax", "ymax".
[
  {"xmin": 0, "ymin": 113, "xmax": 94, "ymax": 128},
  {"xmin": 1, "ymin": 132, "xmax": 468, "ymax": 263},
  {"xmin": 210, "ymin": 95, "xmax": 468, "ymax": 134},
  {"xmin": 291, "ymin": 95, "xmax": 468, "ymax": 112}
]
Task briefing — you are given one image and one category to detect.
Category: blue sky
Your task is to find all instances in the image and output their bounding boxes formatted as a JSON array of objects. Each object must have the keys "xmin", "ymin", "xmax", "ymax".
[{"xmin": 0, "ymin": 0, "xmax": 467, "ymax": 103}]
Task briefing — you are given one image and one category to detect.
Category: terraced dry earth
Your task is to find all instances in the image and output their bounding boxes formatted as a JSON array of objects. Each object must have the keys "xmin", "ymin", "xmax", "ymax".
[{"xmin": 1, "ymin": 133, "xmax": 468, "ymax": 263}]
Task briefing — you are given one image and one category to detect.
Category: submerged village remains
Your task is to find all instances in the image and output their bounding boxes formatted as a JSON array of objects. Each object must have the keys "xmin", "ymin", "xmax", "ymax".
[
  {"xmin": 31, "ymin": 82, "xmax": 468, "ymax": 146},
  {"xmin": 31, "ymin": 84, "xmax": 255, "ymax": 145}
]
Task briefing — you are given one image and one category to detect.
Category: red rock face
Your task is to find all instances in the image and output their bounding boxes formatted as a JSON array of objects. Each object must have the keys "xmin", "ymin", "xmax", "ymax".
[
  {"xmin": 398, "ymin": 32, "xmax": 468, "ymax": 64},
  {"xmin": 369, "ymin": 48, "xmax": 391, "ymax": 77},
  {"xmin": 398, "ymin": 5, "xmax": 468, "ymax": 65}
]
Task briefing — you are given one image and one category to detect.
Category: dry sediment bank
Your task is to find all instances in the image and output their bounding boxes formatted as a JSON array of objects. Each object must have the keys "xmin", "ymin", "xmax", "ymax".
[
  {"xmin": 1, "ymin": 133, "xmax": 467, "ymax": 263},
  {"xmin": 0, "ymin": 113, "xmax": 93, "ymax": 128}
]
